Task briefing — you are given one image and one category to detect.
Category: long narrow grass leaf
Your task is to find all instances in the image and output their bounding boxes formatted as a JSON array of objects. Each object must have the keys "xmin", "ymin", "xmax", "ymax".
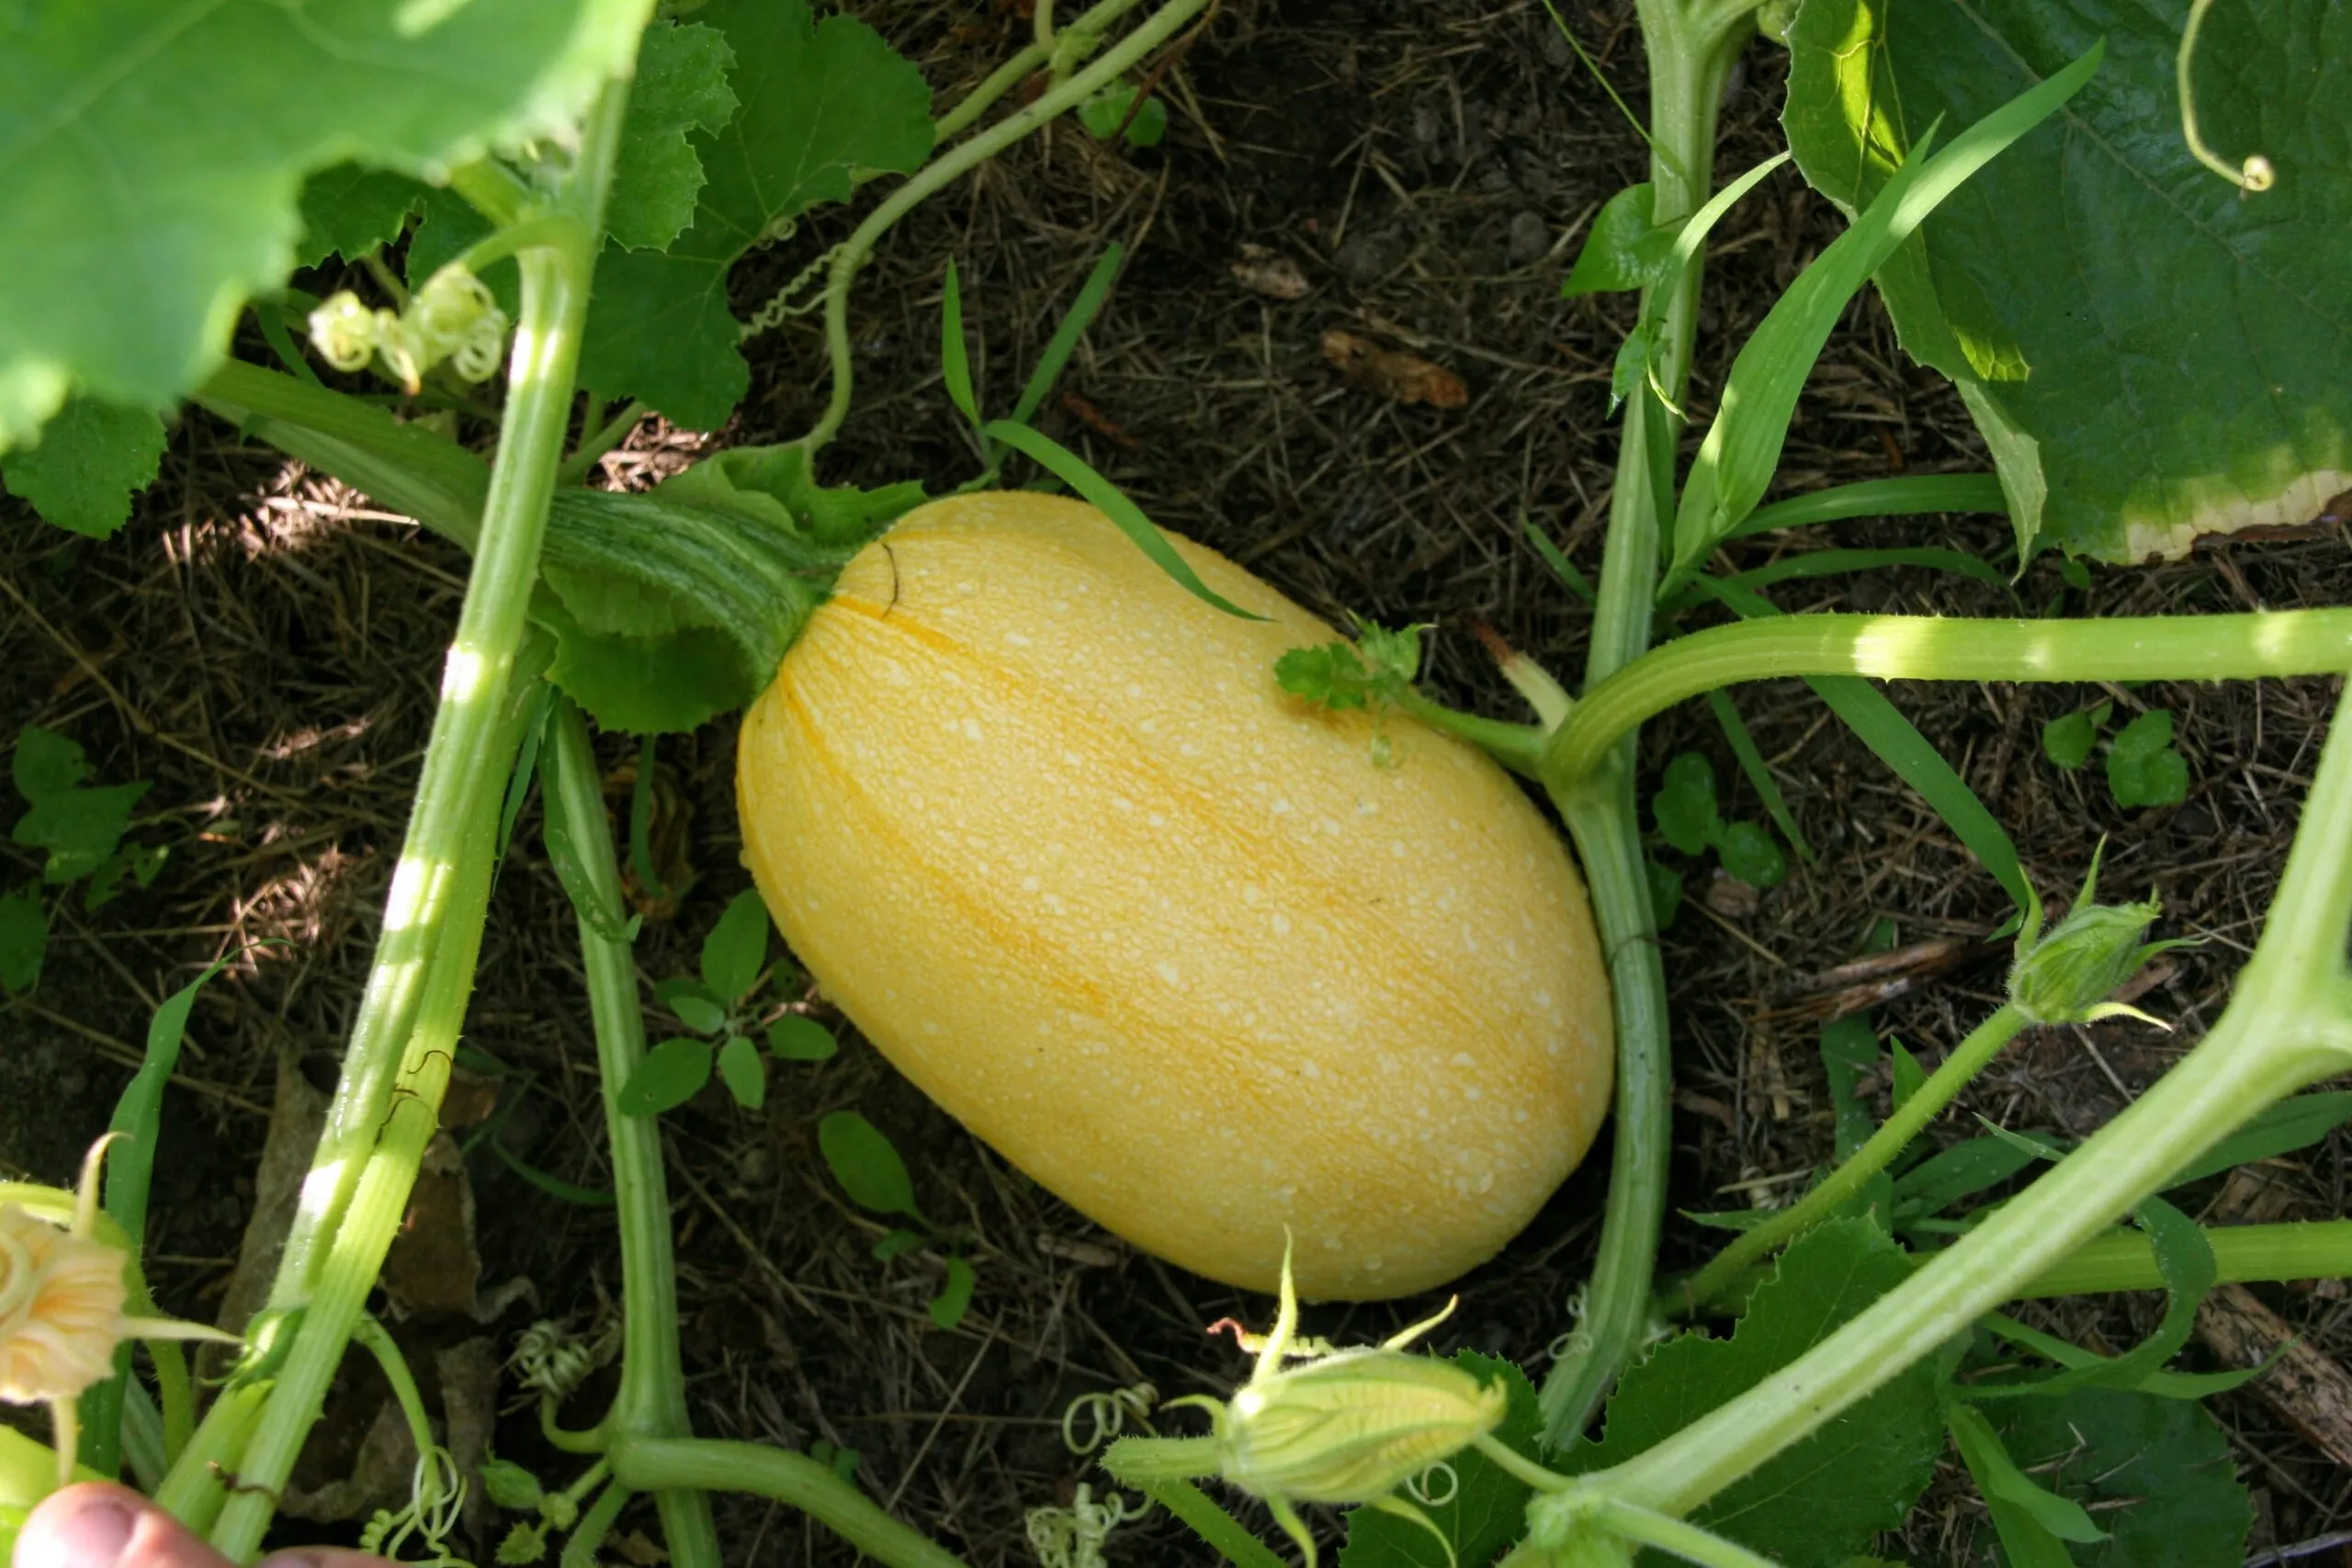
[
  {"xmin": 1730, "ymin": 474, "xmax": 2010, "ymax": 539},
  {"xmin": 1524, "ymin": 517, "xmax": 1597, "ymax": 604},
  {"xmin": 1708, "ymin": 688, "xmax": 1817, "ymax": 865},
  {"xmin": 1690, "ymin": 576, "xmax": 2030, "ymax": 911},
  {"xmin": 983, "ymin": 420, "xmax": 1264, "ymax": 620},
  {"xmin": 1668, "ymin": 43, "xmax": 2101, "ymax": 589},
  {"xmin": 1663, "ymin": 547, "xmax": 2012, "ymax": 615},
  {"xmin": 941, "ymin": 258, "xmax": 982, "ymax": 433},
  {"xmin": 1013, "ymin": 243, "xmax": 1125, "ymax": 426}
]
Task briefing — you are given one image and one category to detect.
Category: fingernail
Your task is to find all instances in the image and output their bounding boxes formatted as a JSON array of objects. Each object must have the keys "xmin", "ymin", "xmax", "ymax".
[{"xmin": 53, "ymin": 1495, "xmax": 137, "ymax": 1567}]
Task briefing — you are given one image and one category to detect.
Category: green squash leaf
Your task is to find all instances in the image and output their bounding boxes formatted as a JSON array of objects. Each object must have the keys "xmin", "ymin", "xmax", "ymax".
[
  {"xmin": 1561, "ymin": 183, "xmax": 1680, "ymax": 298},
  {"xmin": 294, "ymin": 165, "xmax": 428, "ymax": 268},
  {"xmin": 0, "ymin": 0, "xmax": 647, "ymax": 450},
  {"xmin": 1985, "ymin": 1388, "xmax": 2252, "ymax": 1564},
  {"xmin": 1567, "ymin": 1220, "xmax": 1943, "ymax": 1566},
  {"xmin": 1651, "ymin": 752, "xmax": 1721, "ymax": 856},
  {"xmin": 580, "ymin": 0, "xmax": 934, "ymax": 428},
  {"xmin": 0, "ymin": 395, "xmax": 167, "ymax": 539},
  {"xmin": 1785, "ymin": 0, "xmax": 2352, "ymax": 562},
  {"xmin": 607, "ymin": 22, "xmax": 740, "ymax": 252}
]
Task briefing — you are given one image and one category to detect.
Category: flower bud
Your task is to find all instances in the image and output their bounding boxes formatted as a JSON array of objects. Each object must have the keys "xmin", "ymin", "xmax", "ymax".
[
  {"xmin": 1219, "ymin": 1349, "xmax": 1507, "ymax": 1506},
  {"xmin": 2008, "ymin": 894, "xmax": 2175, "ymax": 1026}
]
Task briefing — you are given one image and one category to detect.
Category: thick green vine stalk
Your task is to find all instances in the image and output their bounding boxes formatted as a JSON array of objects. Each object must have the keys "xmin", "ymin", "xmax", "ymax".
[
  {"xmin": 153, "ymin": 75, "xmax": 636, "ymax": 1560},
  {"xmin": 1551, "ymin": 682, "xmax": 2352, "ymax": 1524},
  {"xmin": 544, "ymin": 697, "xmax": 722, "ymax": 1568},
  {"xmin": 1537, "ymin": 0, "xmax": 1754, "ymax": 1446}
]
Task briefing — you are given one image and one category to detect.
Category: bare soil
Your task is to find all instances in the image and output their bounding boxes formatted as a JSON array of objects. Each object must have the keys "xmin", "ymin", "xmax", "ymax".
[{"xmin": 6, "ymin": 0, "xmax": 2350, "ymax": 1562}]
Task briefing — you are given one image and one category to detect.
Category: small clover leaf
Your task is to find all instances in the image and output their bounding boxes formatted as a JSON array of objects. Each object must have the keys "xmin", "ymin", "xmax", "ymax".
[
  {"xmin": 1078, "ymin": 84, "xmax": 1167, "ymax": 148},
  {"xmin": 2107, "ymin": 709, "xmax": 2188, "ymax": 808},
  {"xmin": 767, "ymin": 1015, "xmax": 838, "ymax": 1062},
  {"xmin": 717, "ymin": 1033, "xmax": 767, "ymax": 1109},
  {"xmin": 819, "ymin": 1110, "xmax": 923, "ymax": 1222},
  {"xmin": 2041, "ymin": 701, "xmax": 2110, "ymax": 770},
  {"xmin": 655, "ymin": 976, "xmax": 729, "ymax": 1035},
  {"xmin": 1715, "ymin": 820, "xmax": 1789, "ymax": 889},
  {"xmin": 701, "ymin": 887, "xmax": 773, "ymax": 1003},
  {"xmin": 1652, "ymin": 752, "xmax": 1722, "ymax": 855},
  {"xmin": 1645, "ymin": 858, "xmax": 1685, "ymax": 931},
  {"xmin": 616, "ymin": 1038, "xmax": 714, "ymax": 1116}
]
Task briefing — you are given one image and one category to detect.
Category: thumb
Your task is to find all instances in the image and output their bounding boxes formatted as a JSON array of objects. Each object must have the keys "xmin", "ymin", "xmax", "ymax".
[{"xmin": 14, "ymin": 1483, "xmax": 393, "ymax": 1568}]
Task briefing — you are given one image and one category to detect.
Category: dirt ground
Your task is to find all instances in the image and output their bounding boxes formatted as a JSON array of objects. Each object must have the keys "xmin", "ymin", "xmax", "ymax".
[{"xmin": 6, "ymin": 0, "xmax": 2351, "ymax": 1562}]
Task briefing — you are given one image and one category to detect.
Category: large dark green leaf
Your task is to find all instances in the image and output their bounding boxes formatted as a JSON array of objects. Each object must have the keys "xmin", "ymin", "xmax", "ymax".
[{"xmin": 1785, "ymin": 0, "xmax": 2352, "ymax": 561}]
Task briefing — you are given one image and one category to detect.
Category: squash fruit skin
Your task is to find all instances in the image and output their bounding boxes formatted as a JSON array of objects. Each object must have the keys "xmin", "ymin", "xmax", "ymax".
[{"xmin": 736, "ymin": 492, "xmax": 1612, "ymax": 1300}]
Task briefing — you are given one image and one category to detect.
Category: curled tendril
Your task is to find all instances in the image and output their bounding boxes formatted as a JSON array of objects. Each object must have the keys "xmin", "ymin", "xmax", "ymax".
[
  {"xmin": 1062, "ymin": 1382, "xmax": 1159, "ymax": 1454},
  {"xmin": 305, "ymin": 269, "xmax": 511, "ymax": 391},
  {"xmin": 308, "ymin": 292, "xmax": 379, "ymax": 373},
  {"xmin": 1026, "ymin": 1482, "xmax": 1146, "ymax": 1568},
  {"xmin": 510, "ymin": 1317, "xmax": 619, "ymax": 1401},
  {"xmin": 358, "ymin": 1445, "xmax": 473, "ymax": 1567},
  {"xmin": 1405, "ymin": 1461, "xmax": 1461, "ymax": 1508},
  {"xmin": 741, "ymin": 232, "xmax": 846, "ymax": 344},
  {"xmin": 2177, "ymin": 0, "xmax": 2274, "ymax": 193}
]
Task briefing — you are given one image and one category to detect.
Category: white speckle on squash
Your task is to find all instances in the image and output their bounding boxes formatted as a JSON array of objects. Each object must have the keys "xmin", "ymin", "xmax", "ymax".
[{"xmin": 1155, "ymin": 960, "xmax": 1182, "ymax": 987}]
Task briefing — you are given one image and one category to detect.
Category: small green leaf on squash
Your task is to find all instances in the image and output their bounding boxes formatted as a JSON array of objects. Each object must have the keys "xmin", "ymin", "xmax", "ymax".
[
  {"xmin": 820, "ymin": 1110, "xmax": 923, "ymax": 1221},
  {"xmin": 2041, "ymin": 704, "xmax": 2107, "ymax": 770},
  {"xmin": 716, "ymin": 1033, "xmax": 766, "ymax": 1110},
  {"xmin": 2107, "ymin": 709, "xmax": 2188, "ymax": 808},
  {"xmin": 1652, "ymin": 752, "xmax": 1721, "ymax": 855},
  {"xmin": 618, "ymin": 1038, "xmax": 715, "ymax": 1116},
  {"xmin": 1714, "ymin": 820, "xmax": 1788, "ymax": 888},
  {"xmin": 1561, "ymin": 183, "xmax": 1680, "ymax": 298},
  {"xmin": 928, "ymin": 1256, "xmax": 977, "ymax": 1329},
  {"xmin": 767, "ymin": 1016, "xmax": 838, "ymax": 1062},
  {"xmin": 0, "ymin": 886, "xmax": 46, "ymax": 994},
  {"xmin": 701, "ymin": 888, "xmax": 773, "ymax": 1003}
]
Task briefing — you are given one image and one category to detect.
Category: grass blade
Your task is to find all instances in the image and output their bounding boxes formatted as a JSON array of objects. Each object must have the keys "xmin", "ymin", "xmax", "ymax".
[
  {"xmin": 941, "ymin": 258, "xmax": 982, "ymax": 434},
  {"xmin": 1668, "ymin": 43, "xmax": 2102, "ymax": 591},
  {"xmin": 1524, "ymin": 516, "xmax": 1597, "ymax": 604},
  {"xmin": 1662, "ymin": 547, "xmax": 2014, "ymax": 613},
  {"xmin": 983, "ymin": 420, "xmax": 1264, "ymax": 620},
  {"xmin": 1012, "ymin": 243, "xmax": 1124, "ymax": 427},
  {"xmin": 1729, "ymin": 473, "xmax": 2010, "ymax": 540},
  {"xmin": 1707, "ymin": 688, "xmax": 1817, "ymax": 866},
  {"xmin": 1691, "ymin": 576, "xmax": 2029, "ymax": 912}
]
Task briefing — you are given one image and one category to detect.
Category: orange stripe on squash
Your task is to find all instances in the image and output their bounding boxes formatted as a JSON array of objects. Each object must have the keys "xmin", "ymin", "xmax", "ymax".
[{"xmin": 737, "ymin": 492, "xmax": 1611, "ymax": 1300}]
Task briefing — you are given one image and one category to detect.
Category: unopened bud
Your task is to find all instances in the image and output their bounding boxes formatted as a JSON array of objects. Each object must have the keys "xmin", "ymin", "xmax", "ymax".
[
  {"xmin": 2008, "ymin": 848, "xmax": 2190, "ymax": 1027},
  {"xmin": 1220, "ymin": 1349, "xmax": 1507, "ymax": 1506}
]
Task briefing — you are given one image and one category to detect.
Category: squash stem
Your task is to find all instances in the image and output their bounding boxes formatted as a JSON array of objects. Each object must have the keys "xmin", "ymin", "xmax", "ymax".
[
  {"xmin": 177, "ymin": 73, "xmax": 634, "ymax": 1560},
  {"xmin": 610, "ymin": 1438, "xmax": 975, "ymax": 1568},
  {"xmin": 1535, "ymin": 1, "xmax": 1748, "ymax": 1449},
  {"xmin": 546, "ymin": 696, "xmax": 723, "ymax": 1568},
  {"xmin": 1545, "ymin": 608, "xmax": 2352, "ymax": 784},
  {"xmin": 1668, "ymin": 1003, "xmax": 2030, "ymax": 1314},
  {"xmin": 1565, "ymin": 683, "xmax": 2352, "ymax": 1519},
  {"xmin": 801, "ymin": 0, "xmax": 1213, "ymax": 457}
]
